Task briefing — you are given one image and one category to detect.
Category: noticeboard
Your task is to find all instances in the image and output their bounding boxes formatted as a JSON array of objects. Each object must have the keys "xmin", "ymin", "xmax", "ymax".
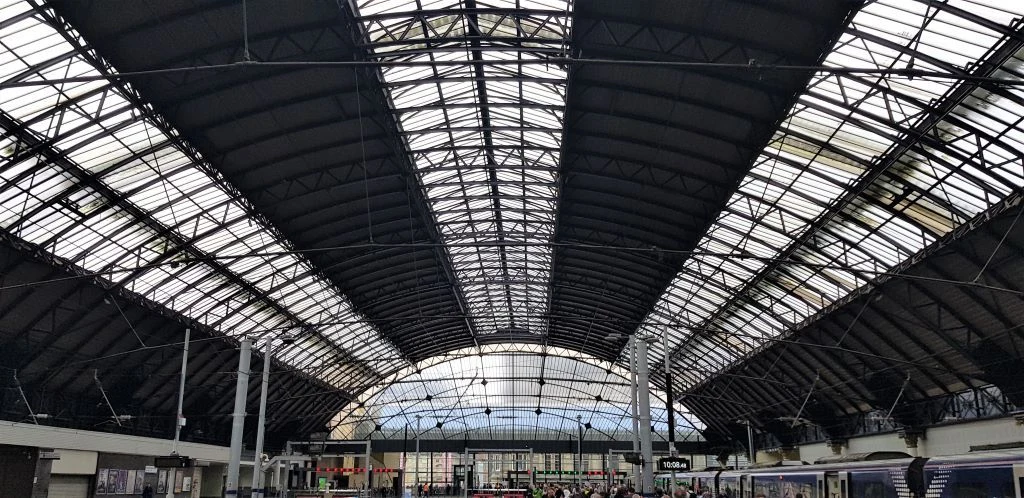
[{"xmin": 154, "ymin": 455, "xmax": 192, "ymax": 468}]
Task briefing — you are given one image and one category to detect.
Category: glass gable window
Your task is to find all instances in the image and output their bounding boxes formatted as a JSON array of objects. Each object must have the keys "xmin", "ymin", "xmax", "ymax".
[{"xmin": 332, "ymin": 343, "xmax": 706, "ymax": 441}]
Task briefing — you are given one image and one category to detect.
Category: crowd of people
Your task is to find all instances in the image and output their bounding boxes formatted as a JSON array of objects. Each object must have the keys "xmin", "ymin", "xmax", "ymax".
[
  {"xmin": 379, "ymin": 482, "xmax": 716, "ymax": 498},
  {"xmin": 518, "ymin": 482, "xmax": 713, "ymax": 498}
]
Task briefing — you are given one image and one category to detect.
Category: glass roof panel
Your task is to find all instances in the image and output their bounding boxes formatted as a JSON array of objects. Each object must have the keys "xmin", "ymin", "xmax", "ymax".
[
  {"xmin": 635, "ymin": 0, "xmax": 1024, "ymax": 389},
  {"xmin": 353, "ymin": 0, "xmax": 572, "ymax": 336},
  {"xmin": 0, "ymin": 0, "xmax": 401, "ymax": 386}
]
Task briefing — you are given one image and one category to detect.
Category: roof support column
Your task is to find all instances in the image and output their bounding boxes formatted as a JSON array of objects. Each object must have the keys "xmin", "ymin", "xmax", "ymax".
[
  {"xmin": 629, "ymin": 336, "xmax": 641, "ymax": 486},
  {"xmin": 635, "ymin": 337, "xmax": 654, "ymax": 496},
  {"xmin": 227, "ymin": 339, "xmax": 252, "ymax": 496}
]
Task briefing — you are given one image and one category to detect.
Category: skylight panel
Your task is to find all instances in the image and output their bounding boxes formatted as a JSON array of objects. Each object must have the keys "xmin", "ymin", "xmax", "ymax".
[
  {"xmin": 354, "ymin": 0, "xmax": 571, "ymax": 336},
  {"xmin": 0, "ymin": 2, "xmax": 401, "ymax": 386},
  {"xmin": 637, "ymin": 0, "xmax": 1024, "ymax": 390}
]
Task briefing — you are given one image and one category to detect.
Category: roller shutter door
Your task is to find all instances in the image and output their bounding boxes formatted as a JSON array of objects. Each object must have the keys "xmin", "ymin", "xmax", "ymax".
[{"xmin": 48, "ymin": 475, "xmax": 90, "ymax": 498}]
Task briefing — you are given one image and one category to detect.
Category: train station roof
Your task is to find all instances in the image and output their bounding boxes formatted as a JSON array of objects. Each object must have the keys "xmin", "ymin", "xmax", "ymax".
[{"xmin": 0, "ymin": 0, "xmax": 1022, "ymax": 447}]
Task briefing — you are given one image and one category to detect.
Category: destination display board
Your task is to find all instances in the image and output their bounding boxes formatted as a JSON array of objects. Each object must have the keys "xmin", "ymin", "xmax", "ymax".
[{"xmin": 657, "ymin": 457, "xmax": 690, "ymax": 472}]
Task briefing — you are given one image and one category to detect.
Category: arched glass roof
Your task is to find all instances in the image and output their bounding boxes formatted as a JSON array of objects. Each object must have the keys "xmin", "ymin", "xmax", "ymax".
[
  {"xmin": 638, "ymin": 0, "xmax": 1024, "ymax": 390},
  {"xmin": 332, "ymin": 344, "xmax": 705, "ymax": 441},
  {"xmin": 0, "ymin": 0, "xmax": 1022, "ymax": 445}
]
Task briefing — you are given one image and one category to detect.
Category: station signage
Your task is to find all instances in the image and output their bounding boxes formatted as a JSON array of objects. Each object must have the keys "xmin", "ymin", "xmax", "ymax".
[
  {"xmin": 154, "ymin": 455, "xmax": 192, "ymax": 468},
  {"xmin": 656, "ymin": 457, "xmax": 690, "ymax": 472}
]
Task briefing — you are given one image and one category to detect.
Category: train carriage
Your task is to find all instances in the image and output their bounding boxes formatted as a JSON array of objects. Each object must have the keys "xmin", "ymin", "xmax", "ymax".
[{"xmin": 922, "ymin": 451, "xmax": 1024, "ymax": 498}]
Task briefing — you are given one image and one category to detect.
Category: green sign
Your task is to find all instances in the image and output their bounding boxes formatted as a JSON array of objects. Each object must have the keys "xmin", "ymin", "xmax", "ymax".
[{"xmin": 318, "ymin": 477, "xmax": 328, "ymax": 491}]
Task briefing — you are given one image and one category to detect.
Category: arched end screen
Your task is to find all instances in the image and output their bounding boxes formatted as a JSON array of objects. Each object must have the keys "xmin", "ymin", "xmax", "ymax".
[{"xmin": 332, "ymin": 344, "xmax": 705, "ymax": 441}]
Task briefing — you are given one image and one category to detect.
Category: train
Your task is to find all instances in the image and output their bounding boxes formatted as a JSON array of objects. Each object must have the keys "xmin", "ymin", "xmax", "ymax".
[{"xmin": 654, "ymin": 449, "xmax": 1024, "ymax": 498}]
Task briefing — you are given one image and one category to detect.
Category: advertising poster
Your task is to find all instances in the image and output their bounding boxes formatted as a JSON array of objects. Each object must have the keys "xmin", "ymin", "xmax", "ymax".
[
  {"xmin": 116, "ymin": 469, "xmax": 128, "ymax": 494},
  {"xmin": 96, "ymin": 469, "xmax": 109, "ymax": 494},
  {"xmin": 106, "ymin": 470, "xmax": 118, "ymax": 494},
  {"xmin": 174, "ymin": 469, "xmax": 185, "ymax": 493},
  {"xmin": 134, "ymin": 470, "xmax": 144, "ymax": 493},
  {"xmin": 191, "ymin": 471, "xmax": 202, "ymax": 498},
  {"xmin": 157, "ymin": 470, "xmax": 168, "ymax": 493},
  {"xmin": 127, "ymin": 470, "xmax": 137, "ymax": 494},
  {"xmin": 182, "ymin": 476, "xmax": 192, "ymax": 492}
]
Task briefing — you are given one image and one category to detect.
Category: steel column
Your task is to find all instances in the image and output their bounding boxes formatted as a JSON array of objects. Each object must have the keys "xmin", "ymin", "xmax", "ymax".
[
  {"xmin": 167, "ymin": 328, "xmax": 190, "ymax": 498},
  {"xmin": 662, "ymin": 327, "xmax": 677, "ymax": 493},
  {"xmin": 636, "ymin": 338, "xmax": 654, "ymax": 496},
  {"xmin": 226, "ymin": 339, "xmax": 252, "ymax": 496},
  {"xmin": 252, "ymin": 339, "xmax": 274, "ymax": 498},
  {"xmin": 629, "ymin": 336, "xmax": 641, "ymax": 486}
]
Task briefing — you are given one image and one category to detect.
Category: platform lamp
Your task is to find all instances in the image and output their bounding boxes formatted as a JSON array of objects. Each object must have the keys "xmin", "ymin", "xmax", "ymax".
[{"xmin": 251, "ymin": 332, "xmax": 297, "ymax": 498}]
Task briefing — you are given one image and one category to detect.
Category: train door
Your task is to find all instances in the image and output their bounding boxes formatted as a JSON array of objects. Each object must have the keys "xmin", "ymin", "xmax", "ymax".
[
  {"xmin": 823, "ymin": 472, "xmax": 848, "ymax": 498},
  {"xmin": 742, "ymin": 475, "xmax": 753, "ymax": 498},
  {"xmin": 1013, "ymin": 463, "xmax": 1024, "ymax": 498}
]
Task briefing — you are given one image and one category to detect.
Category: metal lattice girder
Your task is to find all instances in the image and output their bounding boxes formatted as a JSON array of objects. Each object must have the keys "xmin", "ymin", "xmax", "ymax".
[
  {"xmin": 0, "ymin": 235, "xmax": 344, "ymax": 443},
  {"xmin": 687, "ymin": 195, "xmax": 1024, "ymax": 438}
]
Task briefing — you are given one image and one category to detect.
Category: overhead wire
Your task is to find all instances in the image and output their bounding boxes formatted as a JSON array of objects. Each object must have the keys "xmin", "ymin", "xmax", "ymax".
[
  {"xmin": 0, "ymin": 240, "xmax": 1019, "ymax": 296},
  {"xmin": 4, "ymin": 58, "xmax": 1024, "ymax": 90}
]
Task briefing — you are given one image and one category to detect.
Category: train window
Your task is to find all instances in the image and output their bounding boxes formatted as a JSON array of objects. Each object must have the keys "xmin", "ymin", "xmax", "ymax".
[
  {"xmin": 948, "ymin": 482, "xmax": 987, "ymax": 498},
  {"xmin": 849, "ymin": 472, "xmax": 894, "ymax": 498},
  {"xmin": 855, "ymin": 482, "xmax": 884, "ymax": 498},
  {"xmin": 931, "ymin": 468, "xmax": 1015, "ymax": 498},
  {"xmin": 753, "ymin": 477, "xmax": 815, "ymax": 498},
  {"xmin": 1001, "ymin": 481, "xmax": 1015, "ymax": 498}
]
